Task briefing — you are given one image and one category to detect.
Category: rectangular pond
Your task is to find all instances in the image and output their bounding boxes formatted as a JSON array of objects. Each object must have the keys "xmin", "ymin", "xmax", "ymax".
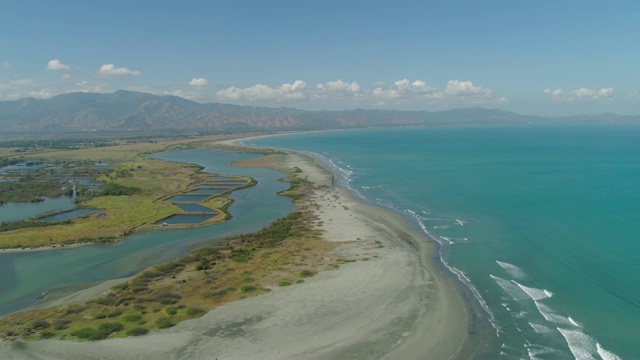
[
  {"xmin": 166, "ymin": 194, "xmax": 210, "ymax": 202},
  {"xmin": 40, "ymin": 208, "xmax": 99, "ymax": 222}
]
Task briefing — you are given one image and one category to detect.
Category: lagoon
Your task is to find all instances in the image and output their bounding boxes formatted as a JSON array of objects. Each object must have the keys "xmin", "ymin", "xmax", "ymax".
[
  {"xmin": 0, "ymin": 150, "xmax": 293, "ymax": 316},
  {"xmin": 0, "ymin": 197, "xmax": 75, "ymax": 223}
]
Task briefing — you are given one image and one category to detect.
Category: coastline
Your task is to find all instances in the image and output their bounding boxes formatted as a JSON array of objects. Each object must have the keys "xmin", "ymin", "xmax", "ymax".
[{"xmin": 3, "ymin": 138, "xmax": 476, "ymax": 359}]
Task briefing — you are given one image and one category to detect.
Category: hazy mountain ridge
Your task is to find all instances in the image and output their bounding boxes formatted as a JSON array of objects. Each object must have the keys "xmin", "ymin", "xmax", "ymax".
[{"xmin": 0, "ymin": 90, "xmax": 637, "ymax": 134}]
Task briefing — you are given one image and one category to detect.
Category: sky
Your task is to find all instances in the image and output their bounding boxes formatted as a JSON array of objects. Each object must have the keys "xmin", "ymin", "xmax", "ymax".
[{"xmin": 1, "ymin": 0, "xmax": 639, "ymax": 116}]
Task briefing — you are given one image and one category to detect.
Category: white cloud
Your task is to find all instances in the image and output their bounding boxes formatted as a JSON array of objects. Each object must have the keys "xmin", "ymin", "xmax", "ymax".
[
  {"xmin": 217, "ymin": 80, "xmax": 308, "ymax": 102},
  {"xmin": 2, "ymin": 62, "xmax": 10, "ymax": 68},
  {"xmin": 98, "ymin": 64, "xmax": 140, "ymax": 76},
  {"xmin": 47, "ymin": 59, "xmax": 70, "ymax": 71},
  {"xmin": 314, "ymin": 79, "xmax": 361, "ymax": 100},
  {"xmin": 444, "ymin": 80, "xmax": 492, "ymax": 97},
  {"xmin": 29, "ymin": 89, "xmax": 53, "ymax": 98},
  {"xmin": 62, "ymin": 74, "xmax": 72, "ymax": 80},
  {"xmin": 544, "ymin": 87, "xmax": 615, "ymax": 101},
  {"xmin": 372, "ymin": 79, "xmax": 434, "ymax": 99},
  {"xmin": 214, "ymin": 78, "xmax": 504, "ymax": 107},
  {"xmin": 189, "ymin": 78, "xmax": 208, "ymax": 86}
]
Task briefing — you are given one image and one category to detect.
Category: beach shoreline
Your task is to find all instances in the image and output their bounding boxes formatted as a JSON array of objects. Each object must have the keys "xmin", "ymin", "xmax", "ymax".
[{"xmin": 3, "ymin": 137, "xmax": 479, "ymax": 359}]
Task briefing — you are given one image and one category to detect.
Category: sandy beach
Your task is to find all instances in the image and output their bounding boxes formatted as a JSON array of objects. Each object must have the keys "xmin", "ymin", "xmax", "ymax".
[{"xmin": 3, "ymin": 146, "xmax": 475, "ymax": 359}]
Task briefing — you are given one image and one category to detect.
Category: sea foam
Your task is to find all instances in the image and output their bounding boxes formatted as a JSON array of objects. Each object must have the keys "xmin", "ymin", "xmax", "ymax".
[
  {"xmin": 534, "ymin": 301, "xmax": 575, "ymax": 327},
  {"xmin": 490, "ymin": 274, "xmax": 530, "ymax": 301},
  {"xmin": 512, "ymin": 280, "xmax": 553, "ymax": 301},
  {"xmin": 597, "ymin": 343, "xmax": 623, "ymax": 360},
  {"xmin": 557, "ymin": 328, "xmax": 598, "ymax": 360},
  {"xmin": 496, "ymin": 260, "xmax": 527, "ymax": 279}
]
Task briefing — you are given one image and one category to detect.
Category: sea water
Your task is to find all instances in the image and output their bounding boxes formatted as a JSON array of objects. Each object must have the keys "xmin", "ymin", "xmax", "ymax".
[{"xmin": 251, "ymin": 125, "xmax": 639, "ymax": 359}]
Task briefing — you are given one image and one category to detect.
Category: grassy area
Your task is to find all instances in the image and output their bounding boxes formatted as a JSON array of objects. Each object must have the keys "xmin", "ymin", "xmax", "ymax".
[
  {"xmin": 0, "ymin": 137, "xmax": 260, "ymax": 249},
  {"xmin": 0, "ymin": 168, "xmax": 341, "ymax": 341}
]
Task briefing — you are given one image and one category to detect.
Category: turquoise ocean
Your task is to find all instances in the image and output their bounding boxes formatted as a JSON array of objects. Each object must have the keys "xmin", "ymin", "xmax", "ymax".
[{"xmin": 251, "ymin": 125, "xmax": 639, "ymax": 360}]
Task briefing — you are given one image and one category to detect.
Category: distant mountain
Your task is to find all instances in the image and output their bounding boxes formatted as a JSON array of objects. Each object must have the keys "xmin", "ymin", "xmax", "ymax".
[{"xmin": 0, "ymin": 90, "xmax": 638, "ymax": 135}]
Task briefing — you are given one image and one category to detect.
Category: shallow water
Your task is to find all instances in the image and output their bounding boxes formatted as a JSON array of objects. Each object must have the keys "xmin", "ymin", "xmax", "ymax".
[
  {"xmin": 252, "ymin": 125, "xmax": 640, "ymax": 359},
  {"xmin": 0, "ymin": 150, "xmax": 293, "ymax": 316},
  {"xmin": 40, "ymin": 208, "xmax": 98, "ymax": 222},
  {"xmin": 0, "ymin": 197, "xmax": 75, "ymax": 223}
]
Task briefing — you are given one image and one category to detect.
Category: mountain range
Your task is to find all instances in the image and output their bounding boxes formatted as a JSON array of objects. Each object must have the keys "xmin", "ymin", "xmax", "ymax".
[{"xmin": 0, "ymin": 90, "xmax": 638, "ymax": 135}]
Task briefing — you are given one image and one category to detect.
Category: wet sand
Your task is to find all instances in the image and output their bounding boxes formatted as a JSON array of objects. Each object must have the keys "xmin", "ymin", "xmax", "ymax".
[{"xmin": 3, "ymin": 145, "xmax": 474, "ymax": 360}]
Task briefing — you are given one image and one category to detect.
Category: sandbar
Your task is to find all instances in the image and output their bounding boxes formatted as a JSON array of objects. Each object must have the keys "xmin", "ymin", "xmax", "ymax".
[{"xmin": 2, "ymin": 141, "xmax": 476, "ymax": 359}]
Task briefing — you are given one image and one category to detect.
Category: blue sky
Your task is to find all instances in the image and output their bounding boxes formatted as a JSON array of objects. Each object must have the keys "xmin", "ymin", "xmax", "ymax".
[{"xmin": 1, "ymin": 0, "xmax": 638, "ymax": 115}]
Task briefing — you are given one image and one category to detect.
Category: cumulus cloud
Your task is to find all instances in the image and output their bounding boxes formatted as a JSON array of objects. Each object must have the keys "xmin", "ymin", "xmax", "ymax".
[
  {"xmin": 2, "ymin": 62, "xmax": 10, "ymax": 68},
  {"xmin": 217, "ymin": 80, "xmax": 308, "ymax": 101},
  {"xmin": 372, "ymin": 79, "xmax": 433, "ymax": 99},
  {"xmin": 47, "ymin": 59, "xmax": 70, "ymax": 71},
  {"xmin": 214, "ymin": 78, "xmax": 503, "ymax": 107},
  {"xmin": 62, "ymin": 74, "xmax": 72, "ymax": 80},
  {"xmin": 444, "ymin": 80, "xmax": 492, "ymax": 97},
  {"xmin": 98, "ymin": 64, "xmax": 140, "ymax": 76},
  {"xmin": 313, "ymin": 79, "xmax": 361, "ymax": 100},
  {"xmin": 189, "ymin": 78, "xmax": 208, "ymax": 86},
  {"xmin": 544, "ymin": 87, "xmax": 615, "ymax": 101}
]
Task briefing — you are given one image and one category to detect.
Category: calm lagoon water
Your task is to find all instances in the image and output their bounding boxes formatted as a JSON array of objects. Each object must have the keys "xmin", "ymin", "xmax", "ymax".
[
  {"xmin": 0, "ymin": 150, "xmax": 293, "ymax": 316},
  {"xmin": 0, "ymin": 197, "xmax": 75, "ymax": 223},
  {"xmin": 40, "ymin": 208, "xmax": 98, "ymax": 222},
  {"xmin": 251, "ymin": 125, "xmax": 640, "ymax": 360}
]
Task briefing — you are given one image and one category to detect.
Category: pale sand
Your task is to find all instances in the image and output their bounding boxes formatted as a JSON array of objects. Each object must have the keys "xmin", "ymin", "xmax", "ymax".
[{"xmin": 3, "ymin": 147, "xmax": 475, "ymax": 360}]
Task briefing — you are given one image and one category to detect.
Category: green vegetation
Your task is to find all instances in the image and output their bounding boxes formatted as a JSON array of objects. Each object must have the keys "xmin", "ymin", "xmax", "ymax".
[
  {"xmin": 0, "ymin": 219, "xmax": 66, "ymax": 233},
  {"xmin": 0, "ymin": 181, "xmax": 68, "ymax": 204},
  {"xmin": 0, "ymin": 139, "xmax": 115, "ymax": 151},
  {"xmin": 101, "ymin": 182, "xmax": 142, "ymax": 196},
  {"xmin": 0, "ymin": 153, "xmax": 343, "ymax": 342}
]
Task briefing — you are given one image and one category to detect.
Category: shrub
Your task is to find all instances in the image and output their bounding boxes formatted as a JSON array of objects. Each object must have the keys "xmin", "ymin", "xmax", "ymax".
[
  {"xmin": 40, "ymin": 331, "xmax": 55, "ymax": 339},
  {"xmin": 299, "ymin": 269, "xmax": 313, "ymax": 277},
  {"xmin": 53, "ymin": 319, "xmax": 71, "ymax": 330},
  {"xmin": 155, "ymin": 317, "xmax": 175, "ymax": 329},
  {"xmin": 185, "ymin": 307, "xmax": 205, "ymax": 317},
  {"xmin": 106, "ymin": 309, "xmax": 123, "ymax": 318},
  {"xmin": 71, "ymin": 327, "xmax": 108, "ymax": 340},
  {"xmin": 278, "ymin": 281, "xmax": 292, "ymax": 287},
  {"xmin": 240, "ymin": 285, "xmax": 256, "ymax": 293},
  {"xmin": 126, "ymin": 327, "xmax": 149, "ymax": 336},
  {"xmin": 122, "ymin": 314, "xmax": 142, "ymax": 322},
  {"xmin": 98, "ymin": 322, "xmax": 124, "ymax": 334},
  {"xmin": 165, "ymin": 306, "xmax": 178, "ymax": 315},
  {"xmin": 155, "ymin": 292, "xmax": 182, "ymax": 305},
  {"xmin": 32, "ymin": 319, "xmax": 50, "ymax": 330}
]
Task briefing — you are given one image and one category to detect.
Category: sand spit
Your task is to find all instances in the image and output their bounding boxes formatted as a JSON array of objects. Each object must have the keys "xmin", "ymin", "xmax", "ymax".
[{"xmin": 3, "ymin": 148, "xmax": 473, "ymax": 360}]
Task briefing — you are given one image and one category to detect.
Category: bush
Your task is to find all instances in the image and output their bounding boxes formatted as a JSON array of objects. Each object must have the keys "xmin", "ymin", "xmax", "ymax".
[
  {"xmin": 240, "ymin": 285, "xmax": 256, "ymax": 293},
  {"xmin": 165, "ymin": 306, "xmax": 178, "ymax": 315},
  {"xmin": 126, "ymin": 327, "xmax": 149, "ymax": 336},
  {"xmin": 185, "ymin": 307, "xmax": 205, "ymax": 317},
  {"xmin": 71, "ymin": 327, "xmax": 108, "ymax": 340},
  {"xmin": 299, "ymin": 270, "xmax": 313, "ymax": 277},
  {"xmin": 53, "ymin": 319, "xmax": 71, "ymax": 330},
  {"xmin": 122, "ymin": 314, "xmax": 142, "ymax": 322},
  {"xmin": 155, "ymin": 292, "xmax": 182, "ymax": 305},
  {"xmin": 40, "ymin": 331, "xmax": 55, "ymax": 339},
  {"xmin": 278, "ymin": 281, "xmax": 292, "ymax": 287},
  {"xmin": 98, "ymin": 322, "xmax": 124, "ymax": 334},
  {"xmin": 155, "ymin": 317, "xmax": 175, "ymax": 329},
  {"xmin": 32, "ymin": 319, "xmax": 50, "ymax": 330}
]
